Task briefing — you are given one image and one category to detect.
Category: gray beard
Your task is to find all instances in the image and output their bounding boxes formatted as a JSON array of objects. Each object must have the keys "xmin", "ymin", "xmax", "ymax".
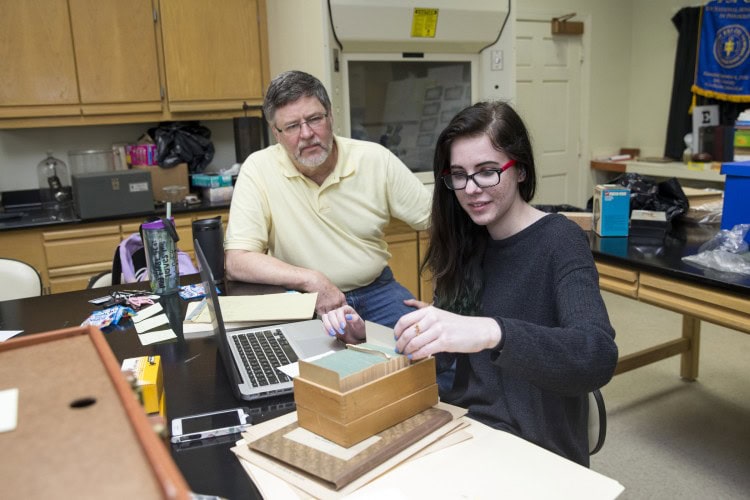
[{"xmin": 296, "ymin": 137, "xmax": 334, "ymax": 168}]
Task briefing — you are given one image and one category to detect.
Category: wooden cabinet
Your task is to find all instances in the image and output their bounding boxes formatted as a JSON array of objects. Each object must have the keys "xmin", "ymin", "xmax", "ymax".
[
  {"xmin": 159, "ymin": 0, "xmax": 269, "ymax": 112},
  {"xmin": 0, "ymin": 0, "xmax": 162, "ymax": 125},
  {"xmin": 384, "ymin": 220, "xmax": 421, "ymax": 300},
  {"xmin": 418, "ymin": 231, "xmax": 433, "ymax": 303},
  {"xmin": 0, "ymin": 0, "xmax": 269, "ymax": 128},
  {"xmin": 0, "ymin": 209, "xmax": 230, "ymax": 295},
  {"xmin": 69, "ymin": 0, "xmax": 162, "ymax": 116},
  {"xmin": 43, "ymin": 223, "xmax": 122, "ymax": 293},
  {"xmin": 0, "ymin": 0, "xmax": 80, "ymax": 119}
]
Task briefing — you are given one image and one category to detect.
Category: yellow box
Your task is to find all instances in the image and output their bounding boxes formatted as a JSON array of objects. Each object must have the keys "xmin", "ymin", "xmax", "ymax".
[
  {"xmin": 293, "ymin": 357, "xmax": 437, "ymax": 447},
  {"xmin": 131, "ymin": 163, "xmax": 189, "ymax": 203},
  {"xmin": 121, "ymin": 355, "xmax": 163, "ymax": 415}
]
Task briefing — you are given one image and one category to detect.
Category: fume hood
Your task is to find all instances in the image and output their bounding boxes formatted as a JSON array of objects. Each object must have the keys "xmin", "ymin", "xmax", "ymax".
[{"xmin": 327, "ymin": 1, "xmax": 511, "ymax": 180}]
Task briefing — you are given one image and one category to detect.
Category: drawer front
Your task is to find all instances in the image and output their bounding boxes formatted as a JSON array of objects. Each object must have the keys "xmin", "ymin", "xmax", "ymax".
[
  {"xmin": 44, "ymin": 234, "xmax": 121, "ymax": 269},
  {"xmin": 49, "ymin": 274, "xmax": 97, "ymax": 294},
  {"xmin": 42, "ymin": 224, "xmax": 120, "ymax": 241}
]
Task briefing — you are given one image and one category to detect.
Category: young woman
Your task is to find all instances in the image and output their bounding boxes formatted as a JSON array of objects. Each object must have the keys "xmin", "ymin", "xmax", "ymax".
[{"xmin": 322, "ymin": 101, "xmax": 618, "ymax": 466}]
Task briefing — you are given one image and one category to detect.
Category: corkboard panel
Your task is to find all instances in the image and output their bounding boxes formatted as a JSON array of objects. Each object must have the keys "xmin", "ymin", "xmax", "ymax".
[{"xmin": 0, "ymin": 327, "xmax": 189, "ymax": 499}]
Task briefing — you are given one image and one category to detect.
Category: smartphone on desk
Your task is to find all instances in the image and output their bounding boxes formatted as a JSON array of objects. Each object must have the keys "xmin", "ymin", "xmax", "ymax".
[{"xmin": 170, "ymin": 407, "xmax": 251, "ymax": 444}]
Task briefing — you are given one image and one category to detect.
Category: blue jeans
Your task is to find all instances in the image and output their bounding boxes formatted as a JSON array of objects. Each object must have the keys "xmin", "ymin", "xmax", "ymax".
[{"xmin": 344, "ymin": 266, "xmax": 416, "ymax": 328}]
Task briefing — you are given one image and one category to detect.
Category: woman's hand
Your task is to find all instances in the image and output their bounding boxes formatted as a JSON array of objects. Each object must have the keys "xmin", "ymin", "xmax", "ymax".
[
  {"xmin": 320, "ymin": 305, "xmax": 366, "ymax": 345},
  {"xmin": 394, "ymin": 306, "xmax": 502, "ymax": 360}
]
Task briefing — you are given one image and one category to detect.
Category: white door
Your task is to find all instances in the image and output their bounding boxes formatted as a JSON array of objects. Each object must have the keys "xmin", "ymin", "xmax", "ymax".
[{"xmin": 515, "ymin": 19, "xmax": 584, "ymax": 206}]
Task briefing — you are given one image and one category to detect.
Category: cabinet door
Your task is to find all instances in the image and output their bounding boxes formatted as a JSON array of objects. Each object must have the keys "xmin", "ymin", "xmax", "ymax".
[
  {"xmin": 0, "ymin": 0, "xmax": 80, "ymax": 118},
  {"xmin": 159, "ymin": 0, "xmax": 266, "ymax": 112},
  {"xmin": 385, "ymin": 232, "xmax": 419, "ymax": 299},
  {"xmin": 68, "ymin": 0, "xmax": 162, "ymax": 115},
  {"xmin": 418, "ymin": 232, "xmax": 433, "ymax": 303}
]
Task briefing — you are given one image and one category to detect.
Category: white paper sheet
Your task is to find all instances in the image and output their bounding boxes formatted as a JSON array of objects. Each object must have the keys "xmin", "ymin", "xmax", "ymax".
[
  {"xmin": 0, "ymin": 331, "xmax": 23, "ymax": 342},
  {"xmin": 137, "ymin": 328, "xmax": 177, "ymax": 345}
]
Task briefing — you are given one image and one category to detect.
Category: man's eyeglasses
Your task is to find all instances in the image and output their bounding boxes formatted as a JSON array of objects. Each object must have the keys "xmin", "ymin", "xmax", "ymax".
[
  {"xmin": 274, "ymin": 112, "xmax": 329, "ymax": 136},
  {"xmin": 442, "ymin": 160, "xmax": 516, "ymax": 190}
]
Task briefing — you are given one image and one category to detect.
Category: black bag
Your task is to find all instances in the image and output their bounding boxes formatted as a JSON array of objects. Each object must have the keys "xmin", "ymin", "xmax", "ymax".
[
  {"xmin": 148, "ymin": 121, "xmax": 215, "ymax": 173},
  {"xmin": 587, "ymin": 173, "xmax": 689, "ymax": 222}
]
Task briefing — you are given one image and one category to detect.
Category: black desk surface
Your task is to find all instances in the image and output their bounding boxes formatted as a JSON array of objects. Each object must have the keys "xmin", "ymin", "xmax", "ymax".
[
  {"xmin": 1, "ymin": 222, "xmax": 747, "ymax": 499},
  {"xmin": 0, "ymin": 278, "xmax": 293, "ymax": 500},
  {"xmin": 590, "ymin": 221, "xmax": 750, "ymax": 294}
]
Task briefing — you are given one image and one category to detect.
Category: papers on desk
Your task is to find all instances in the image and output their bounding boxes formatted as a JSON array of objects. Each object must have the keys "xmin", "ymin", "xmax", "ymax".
[
  {"xmin": 182, "ymin": 292, "xmax": 317, "ymax": 337},
  {"xmin": 232, "ymin": 403, "xmax": 469, "ymax": 498},
  {"xmin": 0, "ymin": 331, "xmax": 23, "ymax": 342},
  {"xmin": 132, "ymin": 303, "xmax": 176, "ymax": 345},
  {"xmin": 232, "ymin": 402, "xmax": 625, "ymax": 499}
]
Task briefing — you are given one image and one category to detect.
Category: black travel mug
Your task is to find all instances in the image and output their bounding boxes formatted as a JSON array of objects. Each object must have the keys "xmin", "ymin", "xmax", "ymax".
[{"xmin": 192, "ymin": 216, "xmax": 225, "ymax": 283}]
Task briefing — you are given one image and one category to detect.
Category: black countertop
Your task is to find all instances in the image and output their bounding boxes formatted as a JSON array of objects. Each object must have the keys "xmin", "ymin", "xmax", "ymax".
[
  {"xmin": 0, "ymin": 278, "xmax": 291, "ymax": 500},
  {"xmin": 590, "ymin": 221, "xmax": 750, "ymax": 294},
  {"xmin": 0, "ymin": 199, "xmax": 231, "ymax": 232}
]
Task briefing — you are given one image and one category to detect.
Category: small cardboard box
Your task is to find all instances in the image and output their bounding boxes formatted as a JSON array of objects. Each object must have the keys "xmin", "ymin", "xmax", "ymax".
[
  {"xmin": 131, "ymin": 163, "xmax": 189, "ymax": 203},
  {"xmin": 202, "ymin": 185, "xmax": 234, "ymax": 203},
  {"xmin": 592, "ymin": 184, "xmax": 630, "ymax": 237},
  {"xmin": 294, "ymin": 357, "xmax": 437, "ymax": 447},
  {"xmin": 121, "ymin": 355, "xmax": 163, "ymax": 415}
]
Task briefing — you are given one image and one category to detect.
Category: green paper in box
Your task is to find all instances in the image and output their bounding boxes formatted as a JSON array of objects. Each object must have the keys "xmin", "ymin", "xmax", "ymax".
[{"xmin": 298, "ymin": 343, "xmax": 409, "ymax": 392}]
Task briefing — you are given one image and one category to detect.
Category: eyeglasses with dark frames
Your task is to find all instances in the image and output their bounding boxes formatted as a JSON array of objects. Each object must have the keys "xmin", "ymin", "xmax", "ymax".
[
  {"xmin": 274, "ymin": 112, "xmax": 329, "ymax": 136},
  {"xmin": 442, "ymin": 160, "xmax": 516, "ymax": 190}
]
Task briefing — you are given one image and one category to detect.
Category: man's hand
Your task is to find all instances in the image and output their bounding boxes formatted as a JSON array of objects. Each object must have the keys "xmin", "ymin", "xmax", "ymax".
[{"xmin": 308, "ymin": 271, "xmax": 346, "ymax": 316}]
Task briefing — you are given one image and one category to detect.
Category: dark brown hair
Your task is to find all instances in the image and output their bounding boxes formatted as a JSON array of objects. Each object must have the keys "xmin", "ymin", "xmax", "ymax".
[{"xmin": 424, "ymin": 101, "xmax": 536, "ymax": 314}]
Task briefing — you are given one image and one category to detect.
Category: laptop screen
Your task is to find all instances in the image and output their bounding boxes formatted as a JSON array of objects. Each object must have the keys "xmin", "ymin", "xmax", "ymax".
[{"xmin": 194, "ymin": 240, "xmax": 243, "ymax": 388}]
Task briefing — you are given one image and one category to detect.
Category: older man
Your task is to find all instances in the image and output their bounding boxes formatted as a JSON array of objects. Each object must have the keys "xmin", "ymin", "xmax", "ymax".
[{"xmin": 224, "ymin": 70, "xmax": 431, "ymax": 330}]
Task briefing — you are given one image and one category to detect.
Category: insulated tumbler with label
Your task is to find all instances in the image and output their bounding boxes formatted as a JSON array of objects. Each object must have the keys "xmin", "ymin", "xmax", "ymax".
[
  {"xmin": 192, "ymin": 216, "xmax": 224, "ymax": 282},
  {"xmin": 141, "ymin": 218, "xmax": 179, "ymax": 295}
]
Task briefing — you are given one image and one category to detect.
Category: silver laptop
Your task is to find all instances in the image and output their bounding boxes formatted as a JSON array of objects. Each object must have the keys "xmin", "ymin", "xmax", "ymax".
[{"xmin": 194, "ymin": 241, "xmax": 343, "ymax": 401}]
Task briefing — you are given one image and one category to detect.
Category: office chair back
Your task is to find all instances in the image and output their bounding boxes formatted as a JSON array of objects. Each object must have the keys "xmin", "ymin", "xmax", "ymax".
[
  {"xmin": 87, "ymin": 271, "xmax": 113, "ymax": 289},
  {"xmin": 0, "ymin": 258, "xmax": 43, "ymax": 301},
  {"xmin": 589, "ymin": 389, "xmax": 607, "ymax": 455}
]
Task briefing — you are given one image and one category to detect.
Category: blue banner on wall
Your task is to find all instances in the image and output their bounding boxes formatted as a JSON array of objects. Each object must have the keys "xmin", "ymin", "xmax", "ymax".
[{"xmin": 692, "ymin": 1, "xmax": 750, "ymax": 103}]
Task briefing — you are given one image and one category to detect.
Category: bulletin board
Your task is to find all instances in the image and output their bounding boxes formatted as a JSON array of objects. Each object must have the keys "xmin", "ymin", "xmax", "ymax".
[{"xmin": 0, "ymin": 326, "xmax": 190, "ymax": 499}]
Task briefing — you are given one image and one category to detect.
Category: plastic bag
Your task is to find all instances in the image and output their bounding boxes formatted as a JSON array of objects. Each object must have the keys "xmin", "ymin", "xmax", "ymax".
[
  {"xmin": 589, "ymin": 173, "xmax": 689, "ymax": 222},
  {"xmin": 681, "ymin": 224, "xmax": 750, "ymax": 275},
  {"xmin": 148, "ymin": 121, "xmax": 215, "ymax": 173}
]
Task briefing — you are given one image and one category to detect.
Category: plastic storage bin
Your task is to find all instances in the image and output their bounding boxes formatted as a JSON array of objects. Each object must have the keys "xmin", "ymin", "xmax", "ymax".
[
  {"xmin": 719, "ymin": 161, "xmax": 750, "ymax": 237},
  {"xmin": 68, "ymin": 149, "xmax": 115, "ymax": 174}
]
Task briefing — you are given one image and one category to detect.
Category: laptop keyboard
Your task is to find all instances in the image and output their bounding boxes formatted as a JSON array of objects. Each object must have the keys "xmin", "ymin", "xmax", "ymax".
[{"xmin": 232, "ymin": 329, "xmax": 299, "ymax": 387}]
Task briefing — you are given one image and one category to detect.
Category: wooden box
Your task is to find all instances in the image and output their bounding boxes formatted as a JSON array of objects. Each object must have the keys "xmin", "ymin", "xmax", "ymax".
[
  {"xmin": 293, "ymin": 357, "xmax": 437, "ymax": 448},
  {"xmin": 0, "ymin": 326, "xmax": 190, "ymax": 499}
]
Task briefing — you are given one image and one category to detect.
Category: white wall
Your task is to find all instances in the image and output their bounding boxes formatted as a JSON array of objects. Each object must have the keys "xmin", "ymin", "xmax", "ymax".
[
  {"xmin": 0, "ymin": 121, "xmax": 238, "ymax": 192},
  {"xmin": 267, "ymin": 0, "xmax": 331, "ymax": 86},
  {"xmin": 628, "ymin": 0, "xmax": 698, "ymax": 157},
  {"xmin": 519, "ymin": 0, "xmax": 697, "ymax": 160}
]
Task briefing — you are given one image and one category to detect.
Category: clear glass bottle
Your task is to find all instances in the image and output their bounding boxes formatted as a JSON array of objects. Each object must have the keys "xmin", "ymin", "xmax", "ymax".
[{"xmin": 37, "ymin": 151, "xmax": 72, "ymax": 212}]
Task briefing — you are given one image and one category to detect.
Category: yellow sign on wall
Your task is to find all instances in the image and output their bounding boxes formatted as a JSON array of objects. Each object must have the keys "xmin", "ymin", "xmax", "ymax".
[{"xmin": 411, "ymin": 8, "xmax": 438, "ymax": 38}]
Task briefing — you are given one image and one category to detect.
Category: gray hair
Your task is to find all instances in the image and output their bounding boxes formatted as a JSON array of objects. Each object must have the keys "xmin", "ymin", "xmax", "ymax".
[{"xmin": 263, "ymin": 71, "xmax": 331, "ymax": 124}]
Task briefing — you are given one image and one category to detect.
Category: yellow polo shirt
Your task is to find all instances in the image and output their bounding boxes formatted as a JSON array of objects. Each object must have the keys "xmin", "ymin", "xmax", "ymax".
[{"xmin": 224, "ymin": 136, "xmax": 432, "ymax": 291}]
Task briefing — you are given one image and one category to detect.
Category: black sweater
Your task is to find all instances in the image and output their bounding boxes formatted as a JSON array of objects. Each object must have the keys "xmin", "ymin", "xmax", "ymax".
[{"xmin": 439, "ymin": 214, "xmax": 618, "ymax": 466}]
